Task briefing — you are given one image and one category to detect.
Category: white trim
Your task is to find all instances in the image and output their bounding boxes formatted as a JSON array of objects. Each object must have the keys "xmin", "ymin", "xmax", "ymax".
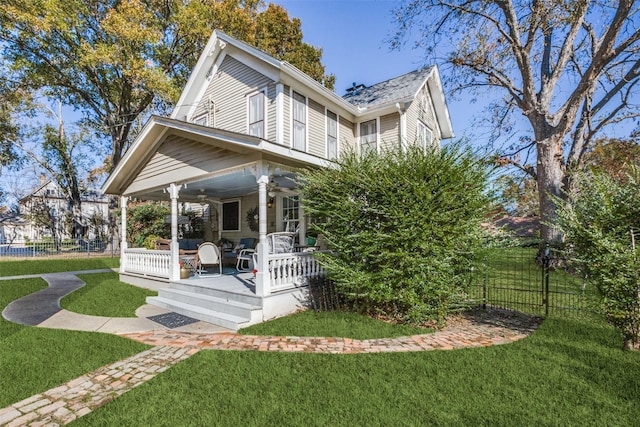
[
  {"xmin": 183, "ymin": 51, "xmax": 226, "ymax": 123},
  {"xmin": 192, "ymin": 113, "xmax": 208, "ymax": 126},
  {"xmin": 358, "ymin": 118, "xmax": 379, "ymax": 155},
  {"xmin": 325, "ymin": 108, "xmax": 339, "ymax": 160},
  {"xmin": 247, "ymin": 88, "xmax": 267, "ymax": 138},
  {"xmin": 417, "ymin": 120, "xmax": 434, "ymax": 150},
  {"xmin": 290, "ymin": 89, "xmax": 308, "ymax": 152},
  {"xmin": 276, "ymin": 83, "xmax": 284, "ymax": 145}
]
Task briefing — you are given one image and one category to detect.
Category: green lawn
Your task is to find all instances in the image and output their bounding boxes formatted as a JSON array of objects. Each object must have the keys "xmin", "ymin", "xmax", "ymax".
[
  {"xmin": 469, "ymin": 247, "xmax": 599, "ymax": 316},
  {"xmin": 3, "ymin": 253, "xmax": 639, "ymax": 425},
  {"xmin": 61, "ymin": 272, "xmax": 157, "ymax": 317},
  {"xmin": 0, "ymin": 257, "xmax": 119, "ymax": 277},
  {"xmin": 239, "ymin": 310, "xmax": 433, "ymax": 339},
  {"xmin": 73, "ymin": 314, "xmax": 640, "ymax": 426},
  {"xmin": 0, "ymin": 278, "xmax": 149, "ymax": 407}
]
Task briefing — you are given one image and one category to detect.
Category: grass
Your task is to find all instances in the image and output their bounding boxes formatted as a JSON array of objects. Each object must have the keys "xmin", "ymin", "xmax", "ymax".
[
  {"xmin": 3, "ymin": 251, "xmax": 638, "ymax": 425},
  {"xmin": 0, "ymin": 257, "xmax": 119, "ymax": 277},
  {"xmin": 239, "ymin": 310, "xmax": 433, "ymax": 339},
  {"xmin": 61, "ymin": 272, "xmax": 157, "ymax": 317},
  {"xmin": 73, "ymin": 314, "xmax": 640, "ymax": 426},
  {"xmin": 0, "ymin": 278, "xmax": 149, "ymax": 407}
]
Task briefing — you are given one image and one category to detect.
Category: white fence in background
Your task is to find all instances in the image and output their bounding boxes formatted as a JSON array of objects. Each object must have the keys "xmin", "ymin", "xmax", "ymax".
[{"xmin": 0, "ymin": 239, "xmax": 117, "ymax": 258}]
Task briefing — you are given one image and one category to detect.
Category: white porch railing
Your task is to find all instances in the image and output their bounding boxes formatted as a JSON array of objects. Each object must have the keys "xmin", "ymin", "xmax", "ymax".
[
  {"xmin": 122, "ymin": 248, "xmax": 172, "ymax": 279},
  {"xmin": 267, "ymin": 251, "xmax": 325, "ymax": 293},
  {"xmin": 121, "ymin": 248, "xmax": 325, "ymax": 292}
]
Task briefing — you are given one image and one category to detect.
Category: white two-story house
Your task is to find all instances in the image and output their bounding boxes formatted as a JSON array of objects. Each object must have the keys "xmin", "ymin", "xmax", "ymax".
[{"xmin": 102, "ymin": 30, "xmax": 454, "ymax": 329}]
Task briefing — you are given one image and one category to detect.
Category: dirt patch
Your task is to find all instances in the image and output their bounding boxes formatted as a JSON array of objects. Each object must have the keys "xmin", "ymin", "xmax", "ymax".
[{"xmin": 442, "ymin": 307, "xmax": 542, "ymax": 334}]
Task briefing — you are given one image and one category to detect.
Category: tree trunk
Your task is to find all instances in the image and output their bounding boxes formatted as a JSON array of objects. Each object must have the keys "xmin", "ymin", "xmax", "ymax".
[{"xmin": 536, "ymin": 135, "xmax": 566, "ymax": 246}]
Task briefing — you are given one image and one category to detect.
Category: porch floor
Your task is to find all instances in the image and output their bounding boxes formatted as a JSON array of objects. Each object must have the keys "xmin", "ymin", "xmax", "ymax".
[{"xmin": 172, "ymin": 267, "xmax": 256, "ymax": 297}]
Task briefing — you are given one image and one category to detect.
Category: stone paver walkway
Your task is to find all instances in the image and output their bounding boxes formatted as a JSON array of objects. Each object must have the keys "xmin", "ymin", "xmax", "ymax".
[
  {"xmin": 0, "ymin": 346, "xmax": 199, "ymax": 426},
  {"xmin": 1, "ymin": 310, "xmax": 540, "ymax": 426}
]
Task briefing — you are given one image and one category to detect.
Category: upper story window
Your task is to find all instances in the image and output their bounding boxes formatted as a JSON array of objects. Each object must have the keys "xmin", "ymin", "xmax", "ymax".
[
  {"xmin": 360, "ymin": 119, "xmax": 377, "ymax": 155},
  {"xmin": 193, "ymin": 113, "xmax": 208, "ymax": 126},
  {"xmin": 326, "ymin": 110, "xmax": 338, "ymax": 160},
  {"xmin": 292, "ymin": 91, "xmax": 306, "ymax": 151},
  {"xmin": 248, "ymin": 91, "xmax": 265, "ymax": 138},
  {"xmin": 417, "ymin": 121, "xmax": 433, "ymax": 150}
]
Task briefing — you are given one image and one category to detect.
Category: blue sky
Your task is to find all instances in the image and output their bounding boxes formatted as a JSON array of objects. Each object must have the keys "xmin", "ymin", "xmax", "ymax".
[{"xmin": 278, "ymin": 0, "xmax": 482, "ymax": 140}]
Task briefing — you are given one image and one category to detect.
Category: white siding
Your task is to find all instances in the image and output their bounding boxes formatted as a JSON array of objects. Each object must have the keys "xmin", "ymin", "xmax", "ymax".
[
  {"xmin": 379, "ymin": 112, "xmax": 400, "ymax": 152},
  {"xmin": 338, "ymin": 116, "xmax": 356, "ymax": 154},
  {"xmin": 194, "ymin": 56, "xmax": 274, "ymax": 135},
  {"xmin": 128, "ymin": 135, "xmax": 259, "ymax": 194},
  {"xmin": 308, "ymin": 98, "xmax": 325, "ymax": 157}
]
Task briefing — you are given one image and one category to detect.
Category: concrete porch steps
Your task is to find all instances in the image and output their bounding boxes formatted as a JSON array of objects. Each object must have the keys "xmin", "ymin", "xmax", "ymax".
[{"xmin": 147, "ymin": 295, "xmax": 258, "ymax": 331}]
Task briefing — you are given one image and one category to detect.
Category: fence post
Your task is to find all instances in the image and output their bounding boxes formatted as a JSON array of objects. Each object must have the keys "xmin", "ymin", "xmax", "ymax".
[
  {"xmin": 543, "ymin": 244, "xmax": 550, "ymax": 317},
  {"xmin": 482, "ymin": 256, "xmax": 487, "ymax": 310}
]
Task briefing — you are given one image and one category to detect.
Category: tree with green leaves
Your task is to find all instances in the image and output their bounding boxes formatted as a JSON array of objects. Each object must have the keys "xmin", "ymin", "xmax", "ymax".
[
  {"xmin": 392, "ymin": 1, "xmax": 640, "ymax": 247},
  {"xmin": 0, "ymin": 0, "xmax": 334, "ymax": 174},
  {"xmin": 299, "ymin": 144, "xmax": 491, "ymax": 325},
  {"xmin": 555, "ymin": 167, "xmax": 640, "ymax": 350}
]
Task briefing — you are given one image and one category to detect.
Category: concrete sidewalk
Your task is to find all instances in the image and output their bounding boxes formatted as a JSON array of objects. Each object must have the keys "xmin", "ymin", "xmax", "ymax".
[{"xmin": 1, "ymin": 270, "xmax": 230, "ymax": 334}]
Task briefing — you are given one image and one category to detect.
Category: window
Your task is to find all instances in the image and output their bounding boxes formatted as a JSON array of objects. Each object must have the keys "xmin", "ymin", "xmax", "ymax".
[
  {"xmin": 193, "ymin": 114, "xmax": 208, "ymax": 126},
  {"xmin": 417, "ymin": 121, "xmax": 433, "ymax": 150},
  {"xmin": 360, "ymin": 119, "xmax": 377, "ymax": 154},
  {"xmin": 326, "ymin": 110, "xmax": 338, "ymax": 160},
  {"xmin": 222, "ymin": 200, "xmax": 240, "ymax": 231},
  {"xmin": 248, "ymin": 91, "xmax": 265, "ymax": 138},
  {"xmin": 281, "ymin": 196, "xmax": 299, "ymax": 233},
  {"xmin": 292, "ymin": 91, "xmax": 306, "ymax": 150}
]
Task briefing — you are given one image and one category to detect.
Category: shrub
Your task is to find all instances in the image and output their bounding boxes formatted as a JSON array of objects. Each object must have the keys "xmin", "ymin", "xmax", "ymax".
[
  {"xmin": 555, "ymin": 167, "xmax": 640, "ymax": 350},
  {"xmin": 143, "ymin": 235, "xmax": 161, "ymax": 250},
  {"xmin": 298, "ymin": 144, "xmax": 491, "ymax": 325},
  {"xmin": 126, "ymin": 202, "xmax": 169, "ymax": 248}
]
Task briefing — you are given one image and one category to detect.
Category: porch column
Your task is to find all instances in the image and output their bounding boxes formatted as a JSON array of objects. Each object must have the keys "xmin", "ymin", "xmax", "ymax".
[
  {"xmin": 298, "ymin": 199, "xmax": 306, "ymax": 247},
  {"xmin": 120, "ymin": 196, "xmax": 128, "ymax": 273},
  {"xmin": 255, "ymin": 175, "xmax": 270, "ymax": 296},
  {"xmin": 167, "ymin": 183, "xmax": 182, "ymax": 281}
]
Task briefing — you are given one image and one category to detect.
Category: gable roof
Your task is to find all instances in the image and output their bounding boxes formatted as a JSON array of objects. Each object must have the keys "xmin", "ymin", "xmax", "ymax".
[
  {"xmin": 342, "ymin": 67, "xmax": 434, "ymax": 108},
  {"xmin": 171, "ymin": 30, "xmax": 453, "ymax": 138},
  {"xmin": 342, "ymin": 66, "xmax": 453, "ymax": 138}
]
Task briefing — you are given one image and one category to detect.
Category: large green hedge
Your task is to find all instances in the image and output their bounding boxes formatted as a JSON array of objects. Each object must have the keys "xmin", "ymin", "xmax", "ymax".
[
  {"xmin": 555, "ymin": 167, "xmax": 640, "ymax": 350},
  {"xmin": 299, "ymin": 144, "xmax": 491, "ymax": 324}
]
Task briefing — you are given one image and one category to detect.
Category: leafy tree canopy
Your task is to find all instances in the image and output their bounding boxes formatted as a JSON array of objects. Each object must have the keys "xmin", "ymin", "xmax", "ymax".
[
  {"xmin": 0, "ymin": 0, "xmax": 334, "ymax": 173},
  {"xmin": 391, "ymin": 0, "xmax": 640, "ymax": 245}
]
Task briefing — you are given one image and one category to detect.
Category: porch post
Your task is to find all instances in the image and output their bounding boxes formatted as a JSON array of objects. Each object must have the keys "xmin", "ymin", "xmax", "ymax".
[
  {"xmin": 255, "ymin": 175, "xmax": 270, "ymax": 296},
  {"xmin": 298, "ymin": 199, "xmax": 306, "ymax": 247},
  {"xmin": 120, "ymin": 196, "xmax": 128, "ymax": 273},
  {"xmin": 167, "ymin": 183, "xmax": 182, "ymax": 281}
]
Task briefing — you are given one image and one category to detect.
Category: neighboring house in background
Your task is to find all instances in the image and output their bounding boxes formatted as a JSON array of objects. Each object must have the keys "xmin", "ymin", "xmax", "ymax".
[
  {"xmin": 102, "ymin": 30, "xmax": 454, "ymax": 329},
  {"xmin": 0, "ymin": 175, "xmax": 111, "ymax": 244}
]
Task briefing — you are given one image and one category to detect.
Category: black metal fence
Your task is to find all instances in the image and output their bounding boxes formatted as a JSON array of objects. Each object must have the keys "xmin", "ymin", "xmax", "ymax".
[
  {"xmin": 0, "ymin": 238, "xmax": 119, "ymax": 259},
  {"xmin": 309, "ymin": 246, "xmax": 597, "ymax": 318},
  {"xmin": 468, "ymin": 246, "xmax": 596, "ymax": 317}
]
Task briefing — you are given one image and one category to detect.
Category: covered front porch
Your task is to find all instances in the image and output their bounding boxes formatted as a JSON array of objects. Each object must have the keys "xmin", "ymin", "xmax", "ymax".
[{"xmin": 103, "ymin": 117, "xmax": 328, "ymax": 329}]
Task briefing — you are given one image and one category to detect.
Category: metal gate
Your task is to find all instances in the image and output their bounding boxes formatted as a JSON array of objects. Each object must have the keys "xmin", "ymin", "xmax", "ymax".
[{"xmin": 469, "ymin": 246, "xmax": 595, "ymax": 317}]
